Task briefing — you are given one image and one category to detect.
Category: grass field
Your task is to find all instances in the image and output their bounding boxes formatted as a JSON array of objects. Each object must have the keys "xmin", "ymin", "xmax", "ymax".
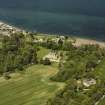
[
  {"xmin": 0, "ymin": 64, "xmax": 64, "ymax": 105},
  {"xmin": 37, "ymin": 47, "xmax": 51, "ymax": 59}
]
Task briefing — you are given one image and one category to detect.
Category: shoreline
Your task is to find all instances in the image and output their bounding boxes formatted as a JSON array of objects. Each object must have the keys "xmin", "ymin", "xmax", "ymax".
[
  {"xmin": 0, "ymin": 20, "xmax": 105, "ymax": 48},
  {"xmin": 0, "ymin": 20, "xmax": 25, "ymax": 31},
  {"xmin": 73, "ymin": 37, "xmax": 105, "ymax": 48},
  {"xmin": 38, "ymin": 33, "xmax": 105, "ymax": 48}
]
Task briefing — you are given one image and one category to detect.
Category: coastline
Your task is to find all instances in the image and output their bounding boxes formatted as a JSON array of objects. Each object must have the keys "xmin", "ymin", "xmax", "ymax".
[
  {"xmin": 73, "ymin": 37, "xmax": 105, "ymax": 48},
  {"xmin": 38, "ymin": 33, "xmax": 105, "ymax": 48},
  {"xmin": 0, "ymin": 20, "xmax": 105, "ymax": 48},
  {"xmin": 0, "ymin": 20, "xmax": 25, "ymax": 31}
]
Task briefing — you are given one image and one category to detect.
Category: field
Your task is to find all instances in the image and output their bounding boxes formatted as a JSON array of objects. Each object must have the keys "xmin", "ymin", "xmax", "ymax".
[
  {"xmin": 37, "ymin": 47, "xmax": 51, "ymax": 59},
  {"xmin": 0, "ymin": 64, "xmax": 64, "ymax": 105}
]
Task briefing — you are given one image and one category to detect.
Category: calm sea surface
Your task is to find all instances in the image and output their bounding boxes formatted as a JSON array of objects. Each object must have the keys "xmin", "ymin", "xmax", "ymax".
[{"xmin": 0, "ymin": 0, "xmax": 105, "ymax": 40}]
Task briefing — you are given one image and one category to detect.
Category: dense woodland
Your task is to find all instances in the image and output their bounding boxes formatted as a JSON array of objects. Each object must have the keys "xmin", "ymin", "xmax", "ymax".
[{"xmin": 0, "ymin": 33, "xmax": 38, "ymax": 78}]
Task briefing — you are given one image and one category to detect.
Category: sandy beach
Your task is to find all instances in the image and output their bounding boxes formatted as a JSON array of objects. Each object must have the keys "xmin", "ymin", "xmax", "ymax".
[{"xmin": 73, "ymin": 37, "xmax": 105, "ymax": 48}]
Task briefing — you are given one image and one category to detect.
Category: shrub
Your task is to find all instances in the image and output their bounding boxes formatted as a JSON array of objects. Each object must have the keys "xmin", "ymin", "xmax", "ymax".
[{"xmin": 41, "ymin": 58, "xmax": 51, "ymax": 65}]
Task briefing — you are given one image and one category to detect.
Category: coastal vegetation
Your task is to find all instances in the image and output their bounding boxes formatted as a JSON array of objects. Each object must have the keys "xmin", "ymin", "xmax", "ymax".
[
  {"xmin": 46, "ymin": 44, "xmax": 105, "ymax": 105},
  {"xmin": 0, "ymin": 27, "xmax": 105, "ymax": 105}
]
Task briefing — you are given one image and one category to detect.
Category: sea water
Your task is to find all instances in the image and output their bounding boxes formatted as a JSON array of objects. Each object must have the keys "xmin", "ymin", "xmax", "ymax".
[{"xmin": 0, "ymin": 0, "xmax": 105, "ymax": 40}]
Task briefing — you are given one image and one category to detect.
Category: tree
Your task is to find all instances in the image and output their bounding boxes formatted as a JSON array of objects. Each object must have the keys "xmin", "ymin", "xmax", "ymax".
[
  {"xmin": 3, "ymin": 72, "xmax": 11, "ymax": 80},
  {"xmin": 58, "ymin": 38, "xmax": 63, "ymax": 47},
  {"xmin": 42, "ymin": 58, "xmax": 51, "ymax": 65},
  {"xmin": 86, "ymin": 60, "xmax": 97, "ymax": 72}
]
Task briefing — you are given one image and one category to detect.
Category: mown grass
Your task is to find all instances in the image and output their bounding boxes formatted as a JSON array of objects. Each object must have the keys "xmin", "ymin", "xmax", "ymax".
[
  {"xmin": 0, "ymin": 64, "xmax": 64, "ymax": 105},
  {"xmin": 35, "ymin": 33, "xmax": 57, "ymax": 39},
  {"xmin": 37, "ymin": 47, "xmax": 50, "ymax": 59}
]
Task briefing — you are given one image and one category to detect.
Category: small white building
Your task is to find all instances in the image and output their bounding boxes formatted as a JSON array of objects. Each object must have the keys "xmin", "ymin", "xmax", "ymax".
[
  {"xmin": 83, "ymin": 78, "xmax": 96, "ymax": 87},
  {"xmin": 43, "ymin": 52, "xmax": 61, "ymax": 62}
]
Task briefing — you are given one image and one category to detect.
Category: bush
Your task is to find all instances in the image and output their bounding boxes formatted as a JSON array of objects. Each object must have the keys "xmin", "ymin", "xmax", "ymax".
[
  {"xmin": 3, "ymin": 73, "xmax": 11, "ymax": 80},
  {"xmin": 41, "ymin": 58, "xmax": 51, "ymax": 65}
]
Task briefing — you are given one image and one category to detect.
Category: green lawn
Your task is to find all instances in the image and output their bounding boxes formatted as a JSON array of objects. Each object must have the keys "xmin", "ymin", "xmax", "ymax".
[
  {"xmin": 35, "ymin": 33, "xmax": 57, "ymax": 39},
  {"xmin": 37, "ymin": 47, "xmax": 51, "ymax": 59},
  {"xmin": 0, "ymin": 64, "xmax": 64, "ymax": 105}
]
